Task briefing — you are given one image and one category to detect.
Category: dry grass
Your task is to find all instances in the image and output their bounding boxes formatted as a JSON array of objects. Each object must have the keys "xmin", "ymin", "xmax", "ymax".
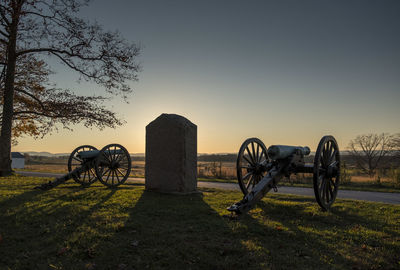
[
  {"xmin": 22, "ymin": 162, "xmax": 399, "ymax": 192},
  {"xmin": 24, "ymin": 162, "xmax": 394, "ymax": 183},
  {"xmin": 349, "ymin": 175, "xmax": 392, "ymax": 183},
  {"xmin": 23, "ymin": 162, "xmax": 146, "ymax": 178},
  {"xmin": 24, "ymin": 164, "xmax": 67, "ymax": 174}
]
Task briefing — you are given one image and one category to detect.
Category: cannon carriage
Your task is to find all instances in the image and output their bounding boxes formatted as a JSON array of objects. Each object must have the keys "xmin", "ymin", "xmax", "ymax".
[
  {"xmin": 228, "ymin": 135, "xmax": 340, "ymax": 214},
  {"xmin": 36, "ymin": 143, "xmax": 132, "ymax": 190}
]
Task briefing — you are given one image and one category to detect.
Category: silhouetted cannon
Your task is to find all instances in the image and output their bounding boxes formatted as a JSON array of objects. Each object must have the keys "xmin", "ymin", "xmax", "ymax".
[
  {"xmin": 35, "ymin": 144, "xmax": 132, "ymax": 190},
  {"xmin": 228, "ymin": 136, "xmax": 340, "ymax": 214}
]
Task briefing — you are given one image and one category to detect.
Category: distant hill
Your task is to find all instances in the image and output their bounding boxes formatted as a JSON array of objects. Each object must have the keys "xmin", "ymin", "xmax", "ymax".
[
  {"xmin": 19, "ymin": 151, "xmax": 359, "ymax": 164},
  {"xmin": 22, "ymin": 151, "xmax": 146, "ymax": 157},
  {"xmin": 20, "ymin": 150, "xmax": 360, "ymax": 157},
  {"xmin": 23, "ymin": 151, "xmax": 70, "ymax": 157}
]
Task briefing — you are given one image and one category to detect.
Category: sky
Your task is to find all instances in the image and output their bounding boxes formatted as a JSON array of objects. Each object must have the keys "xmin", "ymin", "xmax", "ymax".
[{"xmin": 13, "ymin": 0, "xmax": 400, "ymax": 154}]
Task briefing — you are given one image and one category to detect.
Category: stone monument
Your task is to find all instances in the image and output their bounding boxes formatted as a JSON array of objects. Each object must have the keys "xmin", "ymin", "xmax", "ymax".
[{"xmin": 145, "ymin": 114, "xmax": 197, "ymax": 193}]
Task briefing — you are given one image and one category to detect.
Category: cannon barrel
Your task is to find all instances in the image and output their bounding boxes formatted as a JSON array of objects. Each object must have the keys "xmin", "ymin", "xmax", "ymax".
[
  {"xmin": 77, "ymin": 150, "xmax": 100, "ymax": 159},
  {"xmin": 77, "ymin": 149, "xmax": 123, "ymax": 159},
  {"xmin": 267, "ymin": 145, "xmax": 310, "ymax": 160}
]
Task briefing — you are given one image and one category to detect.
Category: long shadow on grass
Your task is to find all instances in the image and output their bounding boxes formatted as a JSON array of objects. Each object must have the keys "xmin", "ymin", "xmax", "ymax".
[
  {"xmin": 2, "ymin": 180, "xmax": 398, "ymax": 270},
  {"xmin": 0, "ymin": 177, "xmax": 60, "ymax": 212},
  {"xmin": 241, "ymin": 196, "xmax": 400, "ymax": 269},
  {"xmin": 0, "ymin": 181, "xmax": 91, "ymax": 210},
  {"xmin": 0, "ymin": 183, "xmax": 119, "ymax": 269},
  {"xmin": 0, "ymin": 175, "xmax": 86, "ymax": 205},
  {"xmin": 95, "ymin": 190, "xmax": 274, "ymax": 270},
  {"xmin": 244, "ymin": 199, "xmax": 353, "ymax": 269}
]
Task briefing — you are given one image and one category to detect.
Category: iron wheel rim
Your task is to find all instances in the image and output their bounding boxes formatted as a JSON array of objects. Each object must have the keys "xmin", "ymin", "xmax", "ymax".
[
  {"xmin": 95, "ymin": 144, "xmax": 132, "ymax": 187},
  {"xmin": 313, "ymin": 135, "xmax": 340, "ymax": 211},
  {"xmin": 67, "ymin": 145, "xmax": 98, "ymax": 186},
  {"xmin": 236, "ymin": 138, "xmax": 269, "ymax": 195}
]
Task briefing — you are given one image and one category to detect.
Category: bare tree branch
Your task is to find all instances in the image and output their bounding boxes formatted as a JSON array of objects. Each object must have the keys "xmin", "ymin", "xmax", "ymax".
[
  {"xmin": 0, "ymin": 0, "xmax": 140, "ymax": 162},
  {"xmin": 348, "ymin": 133, "xmax": 396, "ymax": 177}
]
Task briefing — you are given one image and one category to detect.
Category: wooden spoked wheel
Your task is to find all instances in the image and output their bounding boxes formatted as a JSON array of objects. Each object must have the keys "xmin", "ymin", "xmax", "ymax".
[
  {"xmin": 237, "ymin": 138, "xmax": 269, "ymax": 195},
  {"xmin": 313, "ymin": 136, "xmax": 341, "ymax": 211},
  {"xmin": 68, "ymin": 145, "xmax": 98, "ymax": 186},
  {"xmin": 95, "ymin": 144, "xmax": 132, "ymax": 187}
]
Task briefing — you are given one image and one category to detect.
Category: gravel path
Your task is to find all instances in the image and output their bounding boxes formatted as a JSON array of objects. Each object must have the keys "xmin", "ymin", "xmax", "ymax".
[{"xmin": 17, "ymin": 171, "xmax": 400, "ymax": 205}]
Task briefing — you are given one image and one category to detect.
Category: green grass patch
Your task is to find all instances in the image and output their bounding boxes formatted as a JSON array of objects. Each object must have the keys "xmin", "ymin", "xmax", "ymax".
[{"xmin": 1, "ymin": 176, "xmax": 399, "ymax": 270}]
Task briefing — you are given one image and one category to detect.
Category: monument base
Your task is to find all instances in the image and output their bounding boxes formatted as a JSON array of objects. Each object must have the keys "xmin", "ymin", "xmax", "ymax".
[{"xmin": 145, "ymin": 188, "xmax": 202, "ymax": 196}]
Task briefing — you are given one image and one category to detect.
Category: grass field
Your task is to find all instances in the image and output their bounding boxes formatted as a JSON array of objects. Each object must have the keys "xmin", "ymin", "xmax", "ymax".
[{"xmin": 0, "ymin": 176, "xmax": 399, "ymax": 269}]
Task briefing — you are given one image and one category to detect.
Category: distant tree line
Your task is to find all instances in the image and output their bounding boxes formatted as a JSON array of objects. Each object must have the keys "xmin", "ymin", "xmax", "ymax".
[
  {"xmin": 130, "ymin": 154, "xmax": 238, "ymax": 163},
  {"xmin": 24, "ymin": 154, "xmax": 68, "ymax": 165},
  {"xmin": 198, "ymin": 154, "xmax": 237, "ymax": 162}
]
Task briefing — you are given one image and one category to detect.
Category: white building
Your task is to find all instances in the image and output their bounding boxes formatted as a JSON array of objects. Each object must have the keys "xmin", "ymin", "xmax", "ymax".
[{"xmin": 11, "ymin": 152, "xmax": 25, "ymax": 169}]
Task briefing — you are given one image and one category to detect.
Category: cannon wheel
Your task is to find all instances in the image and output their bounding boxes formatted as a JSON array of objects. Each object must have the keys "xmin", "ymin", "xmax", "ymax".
[
  {"xmin": 95, "ymin": 144, "xmax": 132, "ymax": 187},
  {"xmin": 68, "ymin": 145, "xmax": 99, "ymax": 186},
  {"xmin": 313, "ymin": 135, "xmax": 341, "ymax": 211},
  {"xmin": 237, "ymin": 138, "xmax": 269, "ymax": 195}
]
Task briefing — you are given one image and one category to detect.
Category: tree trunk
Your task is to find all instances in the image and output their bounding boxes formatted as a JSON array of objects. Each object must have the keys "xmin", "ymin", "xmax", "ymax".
[
  {"xmin": 367, "ymin": 158, "xmax": 374, "ymax": 178},
  {"xmin": 0, "ymin": 7, "xmax": 19, "ymax": 177}
]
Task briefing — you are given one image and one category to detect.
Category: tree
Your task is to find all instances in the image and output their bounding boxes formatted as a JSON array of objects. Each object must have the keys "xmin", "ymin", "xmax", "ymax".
[
  {"xmin": 348, "ymin": 133, "xmax": 396, "ymax": 177},
  {"xmin": 1, "ymin": 50, "xmax": 124, "ymax": 144},
  {"xmin": 393, "ymin": 133, "xmax": 400, "ymax": 161},
  {"xmin": 0, "ymin": 0, "xmax": 141, "ymax": 176}
]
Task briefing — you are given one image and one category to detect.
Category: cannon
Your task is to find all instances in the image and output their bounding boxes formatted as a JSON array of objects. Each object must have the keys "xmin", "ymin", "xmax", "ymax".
[
  {"xmin": 35, "ymin": 144, "xmax": 132, "ymax": 190},
  {"xmin": 228, "ymin": 135, "xmax": 340, "ymax": 214}
]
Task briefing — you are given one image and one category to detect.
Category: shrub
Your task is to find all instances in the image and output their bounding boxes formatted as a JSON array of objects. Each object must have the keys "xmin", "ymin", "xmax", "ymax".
[
  {"xmin": 389, "ymin": 167, "xmax": 400, "ymax": 188},
  {"xmin": 341, "ymin": 161, "xmax": 352, "ymax": 184}
]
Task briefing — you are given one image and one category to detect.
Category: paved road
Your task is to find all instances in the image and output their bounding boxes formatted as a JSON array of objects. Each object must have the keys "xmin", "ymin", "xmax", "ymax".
[{"xmin": 17, "ymin": 171, "xmax": 400, "ymax": 205}]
